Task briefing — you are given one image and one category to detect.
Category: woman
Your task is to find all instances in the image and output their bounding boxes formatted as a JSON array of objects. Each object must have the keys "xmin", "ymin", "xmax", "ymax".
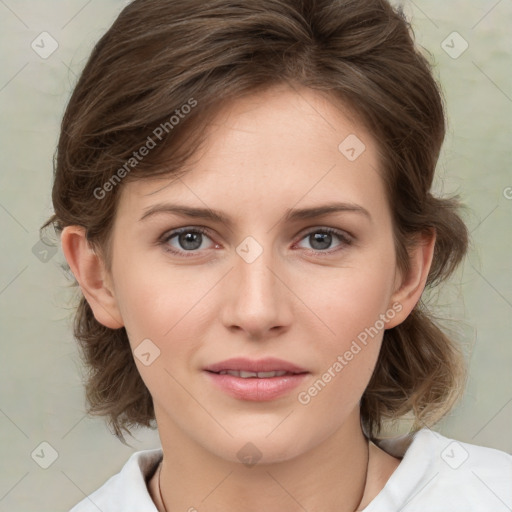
[{"xmin": 42, "ymin": 0, "xmax": 512, "ymax": 510}]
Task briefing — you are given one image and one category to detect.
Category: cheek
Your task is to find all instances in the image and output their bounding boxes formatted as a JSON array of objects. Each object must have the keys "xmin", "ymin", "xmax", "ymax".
[
  {"xmin": 296, "ymin": 275, "xmax": 388, "ymax": 413},
  {"xmin": 112, "ymin": 257, "xmax": 214, "ymax": 367},
  {"xmin": 308, "ymin": 262, "xmax": 395, "ymax": 341},
  {"xmin": 294, "ymin": 246, "xmax": 396, "ymax": 399},
  {"xmin": 112, "ymin": 265, "xmax": 207, "ymax": 400},
  {"xmin": 114, "ymin": 276, "xmax": 167, "ymax": 341},
  {"xmin": 112, "ymin": 251, "xmax": 191, "ymax": 336}
]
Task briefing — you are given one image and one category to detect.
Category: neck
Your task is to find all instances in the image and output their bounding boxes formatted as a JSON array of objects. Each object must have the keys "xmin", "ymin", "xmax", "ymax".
[{"xmin": 152, "ymin": 409, "xmax": 374, "ymax": 512}]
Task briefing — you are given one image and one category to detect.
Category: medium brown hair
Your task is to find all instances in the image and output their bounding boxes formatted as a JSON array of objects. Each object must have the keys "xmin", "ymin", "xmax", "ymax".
[{"xmin": 42, "ymin": 0, "xmax": 469, "ymax": 443}]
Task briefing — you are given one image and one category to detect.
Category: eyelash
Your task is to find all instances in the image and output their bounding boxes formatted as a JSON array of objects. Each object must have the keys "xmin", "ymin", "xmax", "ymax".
[{"xmin": 159, "ymin": 226, "xmax": 353, "ymax": 258}]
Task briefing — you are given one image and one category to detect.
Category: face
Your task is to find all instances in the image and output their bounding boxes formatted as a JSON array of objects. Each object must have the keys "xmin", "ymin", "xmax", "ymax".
[{"xmin": 106, "ymin": 85, "xmax": 403, "ymax": 464}]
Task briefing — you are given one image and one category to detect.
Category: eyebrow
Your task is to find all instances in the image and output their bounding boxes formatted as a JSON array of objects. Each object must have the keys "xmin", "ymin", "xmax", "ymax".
[{"xmin": 139, "ymin": 202, "xmax": 372, "ymax": 225}]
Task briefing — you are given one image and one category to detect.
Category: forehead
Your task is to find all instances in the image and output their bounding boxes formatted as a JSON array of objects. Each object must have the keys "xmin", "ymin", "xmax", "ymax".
[{"xmin": 116, "ymin": 85, "xmax": 388, "ymax": 224}]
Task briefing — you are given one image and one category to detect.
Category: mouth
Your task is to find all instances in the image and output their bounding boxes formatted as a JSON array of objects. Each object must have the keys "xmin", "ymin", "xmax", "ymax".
[
  {"xmin": 203, "ymin": 356, "xmax": 308, "ymax": 375},
  {"xmin": 203, "ymin": 357, "xmax": 309, "ymax": 401},
  {"xmin": 208, "ymin": 369, "xmax": 300, "ymax": 378}
]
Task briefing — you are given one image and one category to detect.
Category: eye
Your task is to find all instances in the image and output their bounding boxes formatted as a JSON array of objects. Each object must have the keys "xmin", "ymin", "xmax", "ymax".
[
  {"xmin": 160, "ymin": 227, "xmax": 217, "ymax": 257},
  {"xmin": 159, "ymin": 225, "xmax": 353, "ymax": 258},
  {"xmin": 295, "ymin": 227, "xmax": 353, "ymax": 254}
]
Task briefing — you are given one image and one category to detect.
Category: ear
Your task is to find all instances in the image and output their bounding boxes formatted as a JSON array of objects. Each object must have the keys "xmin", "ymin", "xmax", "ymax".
[
  {"xmin": 385, "ymin": 229, "xmax": 436, "ymax": 329},
  {"xmin": 61, "ymin": 226, "xmax": 124, "ymax": 329}
]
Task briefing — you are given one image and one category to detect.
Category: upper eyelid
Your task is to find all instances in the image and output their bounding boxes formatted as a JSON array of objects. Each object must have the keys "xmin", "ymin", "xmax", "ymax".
[
  {"xmin": 161, "ymin": 225, "xmax": 212, "ymax": 241},
  {"xmin": 161, "ymin": 225, "xmax": 353, "ymax": 248}
]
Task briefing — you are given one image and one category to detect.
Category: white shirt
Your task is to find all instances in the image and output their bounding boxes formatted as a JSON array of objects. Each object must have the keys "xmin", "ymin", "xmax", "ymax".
[{"xmin": 69, "ymin": 428, "xmax": 512, "ymax": 511}]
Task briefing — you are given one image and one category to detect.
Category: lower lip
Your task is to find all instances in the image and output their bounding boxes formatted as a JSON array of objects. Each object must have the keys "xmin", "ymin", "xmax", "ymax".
[{"xmin": 204, "ymin": 371, "xmax": 309, "ymax": 401}]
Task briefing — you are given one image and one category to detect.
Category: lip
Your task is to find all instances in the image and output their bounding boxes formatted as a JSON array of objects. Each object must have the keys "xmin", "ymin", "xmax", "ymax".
[
  {"xmin": 203, "ymin": 357, "xmax": 309, "ymax": 401},
  {"xmin": 203, "ymin": 357, "xmax": 308, "ymax": 374}
]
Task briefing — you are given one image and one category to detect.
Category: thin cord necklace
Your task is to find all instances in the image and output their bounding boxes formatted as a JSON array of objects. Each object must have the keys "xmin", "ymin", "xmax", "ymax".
[{"xmin": 156, "ymin": 437, "xmax": 371, "ymax": 512}]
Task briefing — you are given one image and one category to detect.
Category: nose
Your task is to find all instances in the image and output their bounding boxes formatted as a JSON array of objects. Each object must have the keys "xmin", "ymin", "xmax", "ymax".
[{"xmin": 221, "ymin": 244, "xmax": 293, "ymax": 340}]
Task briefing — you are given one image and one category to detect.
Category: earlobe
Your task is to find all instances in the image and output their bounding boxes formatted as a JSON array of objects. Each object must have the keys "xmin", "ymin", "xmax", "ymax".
[
  {"xmin": 61, "ymin": 226, "xmax": 124, "ymax": 329},
  {"xmin": 386, "ymin": 229, "xmax": 436, "ymax": 329}
]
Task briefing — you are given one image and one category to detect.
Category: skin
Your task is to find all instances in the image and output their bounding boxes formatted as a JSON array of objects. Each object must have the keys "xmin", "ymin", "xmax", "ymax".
[{"xmin": 62, "ymin": 84, "xmax": 435, "ymax": 512}]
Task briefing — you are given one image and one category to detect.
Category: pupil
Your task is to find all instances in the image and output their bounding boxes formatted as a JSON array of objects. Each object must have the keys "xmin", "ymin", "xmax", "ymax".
[
  {"xmin": 311, "ymin": 233, "xmax": 331, "ymax": 250},
  {"xmin": 180, "ymin": 232, "xmax": 202, "ymax": 250}
]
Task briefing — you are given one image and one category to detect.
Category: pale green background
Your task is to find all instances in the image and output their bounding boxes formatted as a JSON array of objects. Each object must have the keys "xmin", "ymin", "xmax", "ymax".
[{"xmin": 0, "ymin": 1, "xmax": 511, "ymax": 511}]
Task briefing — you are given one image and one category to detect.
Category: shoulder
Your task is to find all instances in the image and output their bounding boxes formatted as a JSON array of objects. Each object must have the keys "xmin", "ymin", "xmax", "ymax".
[
  {"xmin": 365, "ymin": 429, "xmax": 512, "ymax": 512},
  {"xmin": 68, "ymin": 448, "xmax": 163, "ymax": 512}
]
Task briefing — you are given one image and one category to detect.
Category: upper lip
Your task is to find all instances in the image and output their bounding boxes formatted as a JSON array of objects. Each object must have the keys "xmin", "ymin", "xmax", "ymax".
[{"xmin": 204, "ymin": 357, "xmax": 308, "ymax": 374}]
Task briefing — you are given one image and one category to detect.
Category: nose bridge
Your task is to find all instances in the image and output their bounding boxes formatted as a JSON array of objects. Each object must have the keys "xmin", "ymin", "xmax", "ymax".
[
  {"xmin": 238, "ymin": 247, "xmax": 275, "ymax": 297},
  {"xmin": 224, "ymin": 236, "xmax": 290, "ymax": 335}
]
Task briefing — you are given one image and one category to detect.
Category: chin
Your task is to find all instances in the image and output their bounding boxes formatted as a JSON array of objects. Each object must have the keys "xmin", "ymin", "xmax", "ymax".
[{"xmin": 204, "ymin": 427, "xmax": 315, "ymax": 467}]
